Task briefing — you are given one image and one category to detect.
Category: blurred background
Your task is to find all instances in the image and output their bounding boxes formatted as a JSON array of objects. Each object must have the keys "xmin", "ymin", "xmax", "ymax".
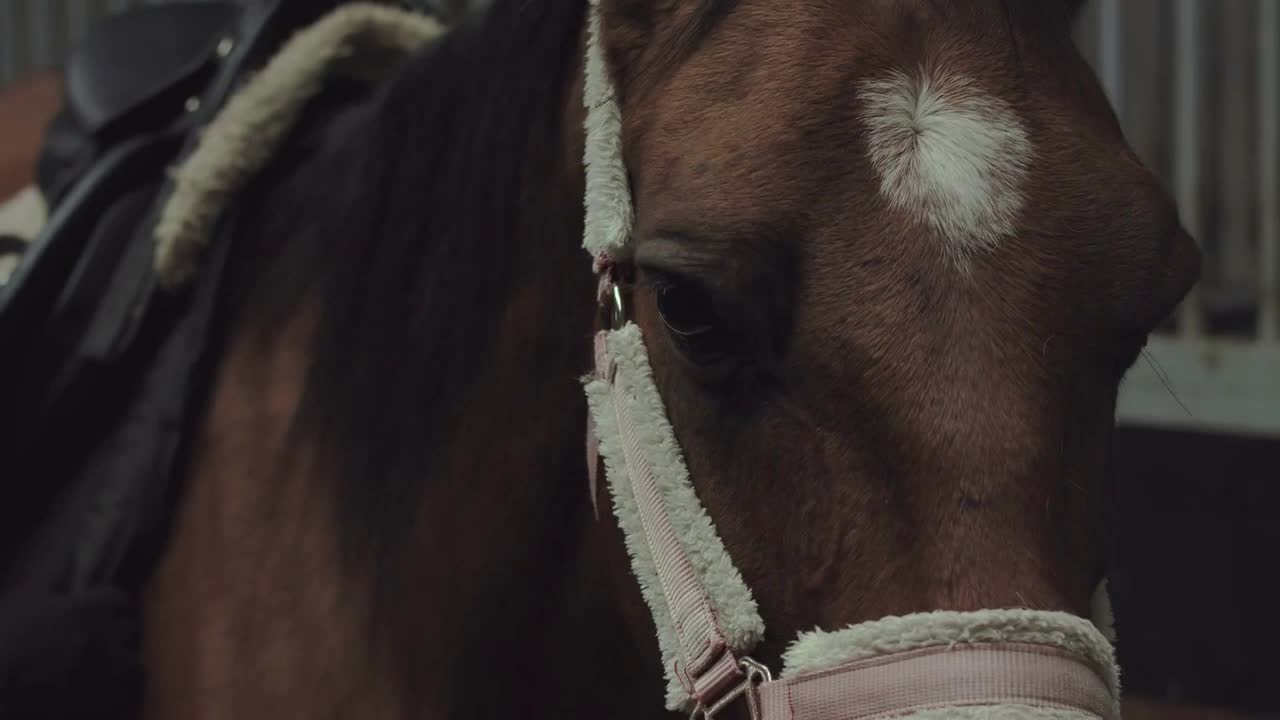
[{"xmin": 1, "ymin": 1, "xmax": 1277, "ymax": 718}]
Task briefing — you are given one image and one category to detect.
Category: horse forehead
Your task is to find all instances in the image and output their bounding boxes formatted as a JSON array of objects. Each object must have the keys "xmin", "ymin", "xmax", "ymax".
[
  {"xmin": 857, "ymin": 64, "xmax": 1033, "ymax": 258},
  {"xmin": 640, "ymin": 61, "xmax": 1037, "ymax": 249},
  {"xmin": 633, "ymin": 2, "xmax": 1090, "ymax": 246}
]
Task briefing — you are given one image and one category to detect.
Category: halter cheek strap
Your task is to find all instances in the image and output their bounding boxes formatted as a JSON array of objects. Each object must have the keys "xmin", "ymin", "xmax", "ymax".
[{"xmin": 584, "ymin": 318, "xmax": 765, "ymax": 709}]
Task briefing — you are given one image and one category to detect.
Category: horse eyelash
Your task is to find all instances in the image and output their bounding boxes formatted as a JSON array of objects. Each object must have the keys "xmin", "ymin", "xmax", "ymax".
[
  {"xmin": 632, "ymin": 263, "xmax": 671, "ymax": 286},
  {"xmin": 633, "ymin": 275, "xmax": 672, "ymax": 293},
  {"xmin": 633, "ymin": 265, "xmax": 700, "ymax": 294}
]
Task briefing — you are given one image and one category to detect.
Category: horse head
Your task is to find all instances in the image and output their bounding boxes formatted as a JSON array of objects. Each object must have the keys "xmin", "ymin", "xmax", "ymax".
[{"xmin": 585, "ymin": 0, "xmax": 1200, "ymax": 712}]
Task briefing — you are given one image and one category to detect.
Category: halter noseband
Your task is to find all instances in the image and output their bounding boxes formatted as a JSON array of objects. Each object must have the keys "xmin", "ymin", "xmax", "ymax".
[{"xmin": 579, "ymin": 3, "xmax": 1121, "ymax": 719}]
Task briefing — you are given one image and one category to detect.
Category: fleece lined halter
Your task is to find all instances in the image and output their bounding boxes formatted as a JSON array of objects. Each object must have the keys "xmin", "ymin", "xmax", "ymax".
[{"xmin": 579, "ymin": 3, "xmax": 1122, "ymax": 718}]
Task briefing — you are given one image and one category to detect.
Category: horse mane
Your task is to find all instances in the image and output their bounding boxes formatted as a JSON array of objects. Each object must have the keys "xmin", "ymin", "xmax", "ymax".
[{"xmin": 218, "ymin": 0, "xmax": 589, "ymax": 614}]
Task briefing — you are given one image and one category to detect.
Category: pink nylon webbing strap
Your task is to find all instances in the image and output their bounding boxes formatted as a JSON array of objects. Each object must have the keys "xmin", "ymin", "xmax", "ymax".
[
  {"xmin": 756, "ymin": 642, "xmax": 1119, "ymax": 720},
  {"xmin": 598, "ymin": 329, "xmax": 744, "ymax": 705}
]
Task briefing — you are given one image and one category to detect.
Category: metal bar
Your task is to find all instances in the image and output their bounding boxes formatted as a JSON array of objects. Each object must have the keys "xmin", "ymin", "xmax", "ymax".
[
  {"xmin": 0, "ymin": 0, "xmax": 17, "ymax": 86},
  {"xmin": 1097, "ymin": 0, "xmax": 1125, "ymax": 125},
  {"xmin": 28, "ymin": 0, "xmax": 54, "ymax": 71},
  {"xmin": 1118, "ymin": 337, "xmax": 1280, "ymax": 438},
  {"xmin": 67, "ymin": 0, "xmax": 93, "ymax": 46},
  {"xmin": 1174, "ymin": 0, "xmax": 1204, "ymax": 338},
  {"xmin": 67, "ymin": 0, "xmax": 92, "ymax": 47},
  {"xmin": 1217, "ymin": 3, "xmax": 1259, "ymax": 311},
  {"xmin": 1260, "ymin": 0, "xmax": 1279, "ymax": 342}
]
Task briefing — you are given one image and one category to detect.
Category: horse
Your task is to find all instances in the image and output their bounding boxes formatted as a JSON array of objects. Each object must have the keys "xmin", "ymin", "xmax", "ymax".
[
  {"xmin": 129, "ymin": 0, "xmax": 1200, "ymax": 717},
  {"xmin": 0, "ymin": 71, "xmax": 62, "ymax": 205},
  {"xmin": 0, "ymin": 71, "xmax": 60, "ymax": 280}
]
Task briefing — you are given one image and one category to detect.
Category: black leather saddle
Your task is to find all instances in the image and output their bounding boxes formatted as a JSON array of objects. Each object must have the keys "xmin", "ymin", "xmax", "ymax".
[
  {"xmin": 0, "ymin": 4, "xmax": 435, "ymax": 714},
  {"xmin": 0, "ymin": 0, "xmax": 364, "ymax": 594}
]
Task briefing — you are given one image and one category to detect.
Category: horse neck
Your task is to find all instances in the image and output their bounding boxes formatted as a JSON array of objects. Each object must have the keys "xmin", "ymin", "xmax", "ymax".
[
  {"xmin": 422, "ymin": 48, "xmax": 664, "ymax": 719},
  {"xmin": 144, "ymin": 6, "xmax": 666, "ymax": 716},
  {"xmin": 361, "ymin": 7, "xmax": 676, "ymax": 709}
]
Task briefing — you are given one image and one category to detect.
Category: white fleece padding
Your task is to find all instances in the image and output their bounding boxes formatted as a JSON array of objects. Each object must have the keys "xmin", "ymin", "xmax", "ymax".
[
  {"xmin": 583, "ymin": 323, "xmax": 765, "ymax": 711},
  {"xmin": 153, "ymin": 3, "xmax": 445, "ymax": 288},
  {"xmin": 581, "ymin": 0, "xmax": 634, "ymax": 260},
  {"xmin": 891, "ymin": 705, "xmax": 1103, "ymax": 720},
  {"xmin": 1091, "ymin": 579, "xmax": 1116, "ymax": 644},
  {"xmin": 0, "ymin": 185, "xmax": 47, "ymax": 241},
  {"xmin": 0, "ymin": 186, "xmax": 46, "ymax": 286},
  {"xmin": 780, "ymin": 609, "xmax": 1121, "ymax": 709},
  {"xmin": 0, "ymin": 255, "xmax": 17, "ymax": 287}
]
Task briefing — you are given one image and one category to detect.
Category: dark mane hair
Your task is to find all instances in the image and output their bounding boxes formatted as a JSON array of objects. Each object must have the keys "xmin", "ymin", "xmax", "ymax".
[{"xmin": 220, "ymin": 0, "xmax": 589, "ymax": 617}]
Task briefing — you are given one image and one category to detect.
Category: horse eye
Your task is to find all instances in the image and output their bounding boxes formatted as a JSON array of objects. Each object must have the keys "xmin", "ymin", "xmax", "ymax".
[
  {"xmin": 656, "ymin": 281, "xmax": 715, "ymax": 335},
  {"xmin": 653, "ymin": 279, "xmax": 736, "ymax": 365}
]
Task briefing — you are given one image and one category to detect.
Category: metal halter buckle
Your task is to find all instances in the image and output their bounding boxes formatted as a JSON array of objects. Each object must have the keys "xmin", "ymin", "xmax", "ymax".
[{"xmin": 689, "ymin": 657, "xmax": 773, "ymax": 720}]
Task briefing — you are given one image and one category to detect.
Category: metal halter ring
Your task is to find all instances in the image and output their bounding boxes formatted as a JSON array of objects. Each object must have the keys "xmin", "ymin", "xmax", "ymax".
[
  {"xmin": 610, "ymin": 281, "xmax": 626, "ymax": 329},
  {"xmin": 689, "ymin": 657, "xmax": 774, "ymax": 720}
]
